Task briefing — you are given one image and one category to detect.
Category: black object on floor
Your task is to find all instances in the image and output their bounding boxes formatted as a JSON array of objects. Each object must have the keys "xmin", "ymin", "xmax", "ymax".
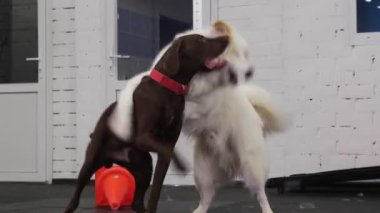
[
  {"xmin": 0, "ymin": 182, "xmax": 380, "ymax": 212},
  {"xmin": 268, "ymin": 166, "xmax": 380, "ymax": 193}
]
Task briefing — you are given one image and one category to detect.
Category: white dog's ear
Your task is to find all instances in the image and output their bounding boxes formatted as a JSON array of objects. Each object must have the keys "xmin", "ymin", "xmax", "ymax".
[{"xmin": 213, "ymin": 20, "xmax": 232, "ymax": 36}]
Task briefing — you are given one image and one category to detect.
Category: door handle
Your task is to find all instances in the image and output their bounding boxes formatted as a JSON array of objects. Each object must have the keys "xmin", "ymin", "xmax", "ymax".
[
  {"xmin": 109, "ymin": 54, "xmax": 131, "ymax": 59},
  {"xmin": 26, "ymin": 57, "xmax": 40, "ymax": 61}
]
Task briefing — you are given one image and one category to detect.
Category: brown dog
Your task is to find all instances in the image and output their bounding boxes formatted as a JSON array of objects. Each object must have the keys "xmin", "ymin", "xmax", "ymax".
[{"xmin": 64, "ymin": 33, "xmax": 229, "ymax": 213}]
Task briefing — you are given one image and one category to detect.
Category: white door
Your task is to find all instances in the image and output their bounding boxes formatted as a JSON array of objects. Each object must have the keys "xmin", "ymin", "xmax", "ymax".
[
  {"xmin": 0, "ymin": 0, "xmax": 47, "ymax": 182},
  {"xmin": 106, "ymin": 0, "xmax": 201, "ymax": 184},
  {"xmin": 106, "ymin": 0, "xmax": 194, "ymax": 102}
]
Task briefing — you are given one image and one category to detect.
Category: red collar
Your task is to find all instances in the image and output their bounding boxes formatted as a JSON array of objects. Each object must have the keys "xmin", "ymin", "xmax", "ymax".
[{"xmin": 150, "ymin": 69, "xmax": 189, "ymax": 95}]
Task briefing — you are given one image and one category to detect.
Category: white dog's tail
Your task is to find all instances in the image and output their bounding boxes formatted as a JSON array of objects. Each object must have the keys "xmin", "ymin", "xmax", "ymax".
[{"xmin": 238, "ymin": 85, "xmax": 288, "ymax": 135}]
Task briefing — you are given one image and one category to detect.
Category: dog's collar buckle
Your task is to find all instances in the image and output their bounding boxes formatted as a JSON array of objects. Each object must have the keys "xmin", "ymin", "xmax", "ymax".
[{"xmin": 150, "ymin": 69, "xmax": 189, "ymax": 95}]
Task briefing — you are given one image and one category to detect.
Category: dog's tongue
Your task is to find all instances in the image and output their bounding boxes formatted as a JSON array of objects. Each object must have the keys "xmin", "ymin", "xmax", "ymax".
[{"xmin": 205, "ymin": 58, "xmax": 226, "ymax": 70}]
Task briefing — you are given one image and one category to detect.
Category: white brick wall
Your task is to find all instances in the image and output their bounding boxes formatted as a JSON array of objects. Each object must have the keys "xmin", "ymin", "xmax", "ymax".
[
  {"xmin": 216, "ymin": 0, "xmax": 380, "ymax": 177},
  {"xmin": 51, "ymin": 0, "xmax": 77, "ymax": 179},
  {"xmin": 50, "ymin": 0, "xmax": 380, "ymax": 180},
  {"xmin": 75, "ymin": 0, "xmax": 109, "ymax": 176},
  {"xmin": 50, "ymin": 0, "xmax": 109, "ymax": 180}
]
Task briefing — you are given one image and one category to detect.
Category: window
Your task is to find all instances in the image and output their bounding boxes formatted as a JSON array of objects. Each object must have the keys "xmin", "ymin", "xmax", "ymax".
[
  {"xmin": 116, "ymin": 0, "xmax": 193, "ymax": 80},
  {"xmin": 0, "ymin": 0, "xmax": 38, "ymax": 83},
  {"xmin": 357, "ymin": 0, "xmax": 380, "ymax": 33},
  {"xmin": 351, "ymin": 0, "xmax": 380, "ymax": 44}
]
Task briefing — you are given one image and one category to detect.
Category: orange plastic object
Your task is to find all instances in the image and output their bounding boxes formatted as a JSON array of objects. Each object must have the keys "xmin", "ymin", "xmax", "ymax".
[{"xmin": 95, "ymin": 165, "xmax": 136, "ymax": 211}]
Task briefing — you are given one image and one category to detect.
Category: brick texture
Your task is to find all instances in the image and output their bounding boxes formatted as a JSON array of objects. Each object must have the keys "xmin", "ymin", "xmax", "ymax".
[
  {"xmin": 51, "ymin": 0, "xmax": 380, "ymax": 181},
  {"xmin": 51, "ymin": 0, "xmax": 77, "ymax": 179},
  {"xmin": 217, "ymin": 0, "xmax": 380, "ymax": 177}
]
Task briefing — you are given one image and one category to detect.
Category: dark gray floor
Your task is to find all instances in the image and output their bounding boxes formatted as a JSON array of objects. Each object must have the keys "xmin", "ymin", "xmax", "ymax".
[{"xmin": 0, "ymin": 182, "xmax": 380, "ymax": 213}]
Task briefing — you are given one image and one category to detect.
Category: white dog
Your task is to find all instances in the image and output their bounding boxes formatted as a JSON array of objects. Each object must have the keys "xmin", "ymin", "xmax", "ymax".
[
  {"xmin": 184, "ymin": 85, "xmax": 286, "ymax": 213},
  {"xmin": 183, "ymin": 22, "xmax": 287, "ymax": 213}
]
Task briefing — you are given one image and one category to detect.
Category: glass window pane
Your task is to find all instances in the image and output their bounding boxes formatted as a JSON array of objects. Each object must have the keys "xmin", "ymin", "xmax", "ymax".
[
  {"xmin": 117, "ymin": 0, "xmax": 192, "ymax": 80},
  {"xmin": 0, "ymin": 0, "xmax": 38, "ymax": 83},
  {"xmin": 357, "ymin": 0, "xmax": 380, "ymax": 33}
]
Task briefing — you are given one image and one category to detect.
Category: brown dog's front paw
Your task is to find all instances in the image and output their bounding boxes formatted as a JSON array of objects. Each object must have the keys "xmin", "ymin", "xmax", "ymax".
[
  {"xmin": 63, "ymin": 200, "xmax": 78, "ymax": 213},
  {"xmin": 143, "ymin": 206, "xmax": 156, "ymax": 213},
  {"xmin": 132, "ymin": 205, "xmax": 145, "ymax": 213},
  {"xmin": 63, "ymin": 207, "xmax": 74, "ymax": 213}
]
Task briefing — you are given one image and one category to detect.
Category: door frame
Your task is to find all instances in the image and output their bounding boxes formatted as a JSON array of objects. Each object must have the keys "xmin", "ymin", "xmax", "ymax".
[
  {"xmin": 0, "ymin": 0, "xmax": 50, "ymax": 182},
  {"xmin": 45, "ymin": 0, "xmax": 53, "ymax": 184},
  {"xmin": 105, "ymin": 0, "xmax": 211, "ymax": 104},
  {"xmin": 105, "ymin": 0, "xmax": 123, "ymax": 105}
]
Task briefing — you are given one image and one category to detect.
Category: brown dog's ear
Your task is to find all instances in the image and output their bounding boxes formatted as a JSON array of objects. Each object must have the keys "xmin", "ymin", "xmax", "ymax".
[{"xmin": 161, "ymin": 40, "xmax": 182, "ymax": 75}]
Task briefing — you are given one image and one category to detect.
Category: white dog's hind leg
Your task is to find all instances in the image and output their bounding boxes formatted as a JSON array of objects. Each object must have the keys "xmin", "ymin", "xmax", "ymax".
[
  {"xmin": 245, "ymin": 180, "xmax": 273, "ymax": 213},
  {"xmin": 193, "ymin": 181, "xmax": 215, "ymax": 213},
  {"xmin": 242, "ymin": 157, "xmax": 273, "ymax": 213},
  {"xmin": 193, "ymin": 145, "xmax": 217, "ymax": 213},
  {"xmin": 256, "ymin": 188, "xmax": 273, "ymax": 213}
]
